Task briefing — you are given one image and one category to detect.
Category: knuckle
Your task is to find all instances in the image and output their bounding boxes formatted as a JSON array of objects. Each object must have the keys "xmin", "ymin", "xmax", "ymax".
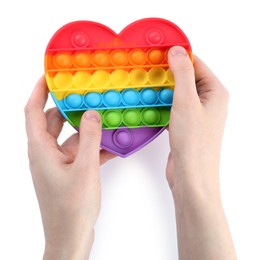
[
  {"xmin": 45, "ymin": 107, "xmax": 55, "ymax": 117},
  {"xmin": 24, "ymin": 102, "xmax": 31, "ymax": 117},
  {"xmin": 222, "ymin": 87, "xmax": 230, "ymax": 101},
  {"xmin": 216, "ymin": 85, "xmax": 230, "ymax": 104},
  {"xmin": 45, "ymin": 107, "xmax": 65, "ymax": 124}
]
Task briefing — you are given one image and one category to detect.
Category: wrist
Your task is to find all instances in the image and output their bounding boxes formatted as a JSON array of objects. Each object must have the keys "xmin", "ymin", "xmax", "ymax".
[
  {"xmin": 43, "ymin": 229, "xmax": 94, "ymax": 260},
  {"xmin": 166, "ymin": 155, "xmax": 221, "ymax": 206},
  {"xmin": 170, "ymin": 175, "xmax": 222, "ymax": 215}
]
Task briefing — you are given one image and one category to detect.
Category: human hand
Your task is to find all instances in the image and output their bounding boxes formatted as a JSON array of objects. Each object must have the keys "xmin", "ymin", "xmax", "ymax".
[
  {"xmin": 166, "ymin": 46, "xmax": 229, "ymax": 198},
  {"xmin": 166, "ymin": 47, "xmax": 237, "ymax": 259},
  {"xmin": 25, "ymin": 76, "xmax": 116, "ymax": 259}
]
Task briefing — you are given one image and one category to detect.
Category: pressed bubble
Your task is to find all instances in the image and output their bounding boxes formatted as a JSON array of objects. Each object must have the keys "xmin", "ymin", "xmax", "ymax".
[
  {"xmin": 140, "ymin": 88, "xmax": 158, "ymax": 105},
  {"xmin": 166, "ymin": 69, "xmax": 175, "ymax": 85},
  {"xmin": 110, "ymin": 69, "xmax": 130, "ymax": 86},
  {"xmin": 148, "ymin": 67, "xmax": 167, "ymax": 85},
  {"xmin": 92, "ymin": 70, "xmax": 110, "ymax": 87},
  {"xmin": 84, "ymin": 92, "xmax": 102, "ymax": 108},
  {"xmin": 64, "ymin": 94, "xmax": 83, "ymax": 109},
  {"xmin": 121, "ymin": 89, "xmax": 140, "ymax": 106},
  {"xmin": 73, "ymin": 71, "xmax": 92, "ymax": 88},
  {"xmin": 130, "ymin": 68, "xmax": 148, "ymax": 86},
  {"xmin": 53, "ymin": 72, "xmax": 73, "ymax": 89}
]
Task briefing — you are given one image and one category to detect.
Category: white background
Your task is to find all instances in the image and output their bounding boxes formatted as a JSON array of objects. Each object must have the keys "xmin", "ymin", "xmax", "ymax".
[{"xmin": 0, "ymin": 0, "xmax": 256, "ymax": 259}]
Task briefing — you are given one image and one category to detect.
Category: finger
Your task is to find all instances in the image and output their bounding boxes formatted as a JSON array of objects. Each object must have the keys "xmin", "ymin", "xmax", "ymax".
[
  {"xmin": 193, "ymin": 55, "xmax": 228, "ymax": 103},
  {"xmin": 24, "ymin": 76, "xmax": 49, "ymax": 143},
  {"xmin": 75, "ymin": 110, "xmax": 102, "ymax": 169},
  {"xmin": 168, "ymin": 46, "xmax": 199, "ymax": 107},
  {"xmin": 60, "ymin": 133, "xmax": 79, "ymax": 164},
  {"xmin": 62, "ymin": 135, "xmax": 117, "ymax": 165},
  {"xmin": 194, "ymin": 55, "xmax": 219, "ymax": 87},
  {"xmin": 45, "ymin": 107, "xmax": 66, "ymax": 139},
  {"xmin": 100, "ymin": 149, "xmax": 117, "ymax": 165}
]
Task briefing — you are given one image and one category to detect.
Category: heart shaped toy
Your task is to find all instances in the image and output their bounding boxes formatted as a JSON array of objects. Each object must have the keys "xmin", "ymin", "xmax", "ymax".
[{"xmin": 44, "ymin": 18, "xmax": 192, "ymax": 157}]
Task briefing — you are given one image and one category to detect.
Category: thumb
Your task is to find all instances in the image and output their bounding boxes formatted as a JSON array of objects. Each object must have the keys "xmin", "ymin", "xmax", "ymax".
[
  {"xmin": 168, "ymin": 46, "xmax": 199, "ymax": 107},
  {"xmin": 75, "ymin": 110, "xmax": 102, "ymax": 167}
]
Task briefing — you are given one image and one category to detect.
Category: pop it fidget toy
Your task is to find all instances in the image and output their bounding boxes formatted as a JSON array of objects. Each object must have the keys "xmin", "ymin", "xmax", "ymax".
[{"xmin": 44, "ymin": 17, "xmax": 192, "ymax": 157}]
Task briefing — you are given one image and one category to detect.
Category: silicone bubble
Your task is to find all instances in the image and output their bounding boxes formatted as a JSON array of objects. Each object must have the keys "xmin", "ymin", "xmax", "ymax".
[
  {"xmin": 140, "ymin": 88, "xmax": 158, "ymax": 105},
  {"xmin": 103, "ymin": 90, "xmax": 121, "ymax": 107},
  {"xmin": 146, "ymin": 29, "xmax": 163, "ymax": 45},
  {"xmin": 121, "ymin": 89, "xmax": 140, "ymax": 106},
  {"xmin": 130, "ymin": 68, "xmax": 148, "ymax": 86},
  {"xmin": 110, "ymin": 69, "xmax": 130, "ymax": 86},
  {"xmin": 92, "ymin": 70, "xmax": 110, "ymax": 87},
  {"xmin": 122, "ymin": 109, "xmax": 141, "ymax": 126},
  {"xmin": 148, "ymin": 67, "xmax": 167, "ymax": 85},
  {"xmin": 129, "ymin": 49, "xmax": 147, "ymax": 65},
  {"xmin": 53, "ymin": 72, "xmax": 73, "ymax": 89},
  {"xmin": 103, "ymin": 110, "xmax": 122, "ymax": 127},
  {"xmin": 71, "ymin": 31, "xmax": 89, "ymax": 47},
  {"xmin": 159, "ymin": 88, "xmax": 173, "ymax": 104},
  {"xmin": 141, "ymin": 108, "xmax": 161, "ymax": 125},
  {"xmin": 45, "ymin": 18, "xmax": 192, "ymax": 157},
  {"xmin": 64, "ymin": 94, "xmax": 83, "ymax": 109},
  {"xmin": 147, "ymin": 49, "xmax": 164, "ymax": 64},
  {"xmin": 110, "ymin": 50, "xmax": 128, "ymax": 66},
  {"xmin": 84, "ymin": 92, "xmax": 102, "ymax": 108},
  {"xmin": 166, "ymin": 69, "xmax": 175, "ymax": 85},
  {"xmin": 92, "ymin": 50, "xmax": 109, "ymax": 67},
  {"xmin": 73, "ymin": 52, "xmax": 91, "ymax": 67},
  {"xmin": 73, "ymin": 71, "xmax": 92, "ymax": 88},
  {"xmin": 113, "ymin": 129, "xmax": 134, "ymax": 148},
  {"xmin": 52, "ymin": 53, "xmax": 72, "ymax": 68}
]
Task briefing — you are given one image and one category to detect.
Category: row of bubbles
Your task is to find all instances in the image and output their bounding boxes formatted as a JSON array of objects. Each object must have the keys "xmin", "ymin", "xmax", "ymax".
[
  {"xmin": 50, "ymin": 48, "xmax": 168, "ymax": 69},
  {"xmin": 52, "ymin": 68, "xmax": 174, "ymax": 90},
  {"xmin": 62, "ymin": 88, "xmax": 173, "ymax": 110},
  {"xmin": 99, "ymin": 107, "xmax": 170, "ymax": 129},
  {"xmin": 68, "ymin": 28, "xmax": 165, "ymax": 48}
]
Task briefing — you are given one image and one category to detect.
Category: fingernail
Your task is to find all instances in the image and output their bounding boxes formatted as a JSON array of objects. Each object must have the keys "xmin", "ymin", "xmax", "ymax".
[
  {"xmin": 170, "ymin": 46, "xmax": 187, "ymax": 56},
  {"xmin": 84, "ymin": 110, "xmax": 101, "ymax": 123}
]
